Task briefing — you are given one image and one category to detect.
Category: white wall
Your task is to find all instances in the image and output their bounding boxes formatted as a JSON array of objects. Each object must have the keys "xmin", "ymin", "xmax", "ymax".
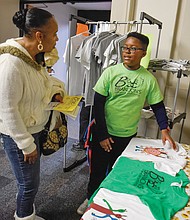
[
  {"xmin": 111, "ymin": 0, "xmax": 190, "ymax": 144},
  {"xmin": 39, "ymin": 3, "xmax": 77, "ymax": 83},
  {"xmin": 110, "ymin": 0, "xmax": 135, "ymax": 34},
  {"xmin": 0, "ymin": 0, "xmax": 19, "ymax": 42},
  {"xmin": 0, "ymin": 2, "xmax": 77, "ymax": 84},
  {"xmin": 135, "ymin": 0, "xmax": 179, "ymax": 59}
]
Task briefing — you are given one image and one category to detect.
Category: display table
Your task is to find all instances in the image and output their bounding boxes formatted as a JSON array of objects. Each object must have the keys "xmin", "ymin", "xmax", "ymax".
[
  {"xmin": 81, "ymin": 138, "xmax": 190, "ymax": 220},
  {"xmin": 172, "ymin": 143, "xmax": 190, "ymax": 220}
]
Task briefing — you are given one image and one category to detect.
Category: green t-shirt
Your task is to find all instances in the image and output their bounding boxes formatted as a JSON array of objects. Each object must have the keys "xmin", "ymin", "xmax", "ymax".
[
  {"xmin": 90, "ymin": 157, "xmax": 190, "ymax": 220},
  {"xmin": 93, "ymin": 63, "xmax": 163, "ymax": 137}
]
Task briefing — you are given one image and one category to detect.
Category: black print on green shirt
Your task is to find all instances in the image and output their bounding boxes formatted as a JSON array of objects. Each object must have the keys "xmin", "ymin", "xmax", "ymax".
[
  {"xmin": 115, "ymin": 76, "xmax": 144, "ymax": 95},
  {"xmin": 135, "ymin": 170, "xmax": 164, "ymax": 194}
]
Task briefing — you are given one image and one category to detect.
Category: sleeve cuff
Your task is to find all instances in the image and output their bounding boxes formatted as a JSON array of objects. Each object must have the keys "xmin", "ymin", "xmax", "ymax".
[{"xmin": 22, "ymin": 142, "xmax": 36, "ymax": 155}]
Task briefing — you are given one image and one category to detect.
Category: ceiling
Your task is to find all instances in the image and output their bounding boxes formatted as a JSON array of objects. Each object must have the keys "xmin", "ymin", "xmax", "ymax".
[
  {"xmin": 66, "ymin": 2, "xmax": 111, "ymax": 10},
  {"xmin": 21, "ymin": 0, "xmax": 112, "ymax": 10}
]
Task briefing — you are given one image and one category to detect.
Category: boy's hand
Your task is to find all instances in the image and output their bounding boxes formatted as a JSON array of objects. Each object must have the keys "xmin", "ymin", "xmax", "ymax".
[
  {"xmin": 100, "ymin": 137, "xmax": 114, "ymax": 152},
  {"xmin": 161, "ymin": 128, "xmax": 177, "ymax": 151}
]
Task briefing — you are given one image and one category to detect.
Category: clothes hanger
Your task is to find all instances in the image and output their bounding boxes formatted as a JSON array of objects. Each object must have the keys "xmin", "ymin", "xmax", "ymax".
[
  {"xmin": 109, "ymin": 21, "xmax": 118, "ymax": 33},
  {"xmin": 129, "ymin": 20, "xmax": 139, "ymax": 32}
]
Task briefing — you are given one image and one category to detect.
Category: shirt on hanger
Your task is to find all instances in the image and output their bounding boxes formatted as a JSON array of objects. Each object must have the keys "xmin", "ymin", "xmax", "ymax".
[{"xmin": 63, "ymin": 34, "xmax": 87, "ymax": 96}]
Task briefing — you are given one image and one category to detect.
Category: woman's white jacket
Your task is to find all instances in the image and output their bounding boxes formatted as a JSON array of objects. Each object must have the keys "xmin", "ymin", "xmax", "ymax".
[{"xmin": 0, "ymin": 38, "xmax": 66, "ymax": 154}]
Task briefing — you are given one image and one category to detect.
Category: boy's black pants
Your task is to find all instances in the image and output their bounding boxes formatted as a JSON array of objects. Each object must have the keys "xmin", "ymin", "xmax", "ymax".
[{"xmin": 87, "ymin": 127, "xmax": 136, "ymax": 199}]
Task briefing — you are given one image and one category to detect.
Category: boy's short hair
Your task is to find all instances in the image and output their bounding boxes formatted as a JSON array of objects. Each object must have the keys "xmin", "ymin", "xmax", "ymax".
[{"xmin": 127, "ymin": 32, "xmax": 149, "ymax": 49}]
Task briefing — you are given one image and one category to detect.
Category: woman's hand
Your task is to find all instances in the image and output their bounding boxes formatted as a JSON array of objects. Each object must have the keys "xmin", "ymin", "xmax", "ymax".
[
  {"xmin": 24, "ymin": 149, "xmax": 38, "ymax": 164},
  {"xmin": 100, "ymin": 137, "xmax": 114, "ymax": 152},
  {"xmin": 52, "ymin": 93, "xmax": 63, "ymax": 103}
]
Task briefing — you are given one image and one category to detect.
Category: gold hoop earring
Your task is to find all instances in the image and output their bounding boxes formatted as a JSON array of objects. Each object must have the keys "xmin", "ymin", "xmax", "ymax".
[{"xmin": 37, "ymin": 41, "xmax": 43, "ymax": 51}]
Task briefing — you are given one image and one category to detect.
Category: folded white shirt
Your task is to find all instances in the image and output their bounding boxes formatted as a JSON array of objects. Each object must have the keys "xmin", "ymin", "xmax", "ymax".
[
  {"xmin": 81, "ymin": 188, "xmax": 155, "ymax": 220},
  {"xmin": 117, "ymin": 138, "xmax": 187, "ymax": 176}
]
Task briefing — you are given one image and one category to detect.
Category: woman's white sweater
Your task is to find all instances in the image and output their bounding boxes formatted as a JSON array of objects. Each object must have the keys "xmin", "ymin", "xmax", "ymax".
[{"xmin": 0, "ymin": 38, "xmax": 65, "ymax": 154}]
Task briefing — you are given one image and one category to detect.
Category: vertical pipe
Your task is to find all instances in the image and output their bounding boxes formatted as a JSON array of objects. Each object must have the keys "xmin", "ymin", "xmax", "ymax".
[{"xmin": 155, "ymin": 29, "xmax": 162, "ymax": 58}]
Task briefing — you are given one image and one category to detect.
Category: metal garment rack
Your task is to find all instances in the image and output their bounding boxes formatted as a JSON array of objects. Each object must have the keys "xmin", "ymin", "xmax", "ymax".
[
  {"xmin": 148, "ymin": 66, "xmax": 190, "ymax": 142},
  {"xmin": 86, "ymin": 11, "xmax": 162, "ymax": 58},
  {"xmin": 66, "ymin": 15, "xmax": 93, "ymax": 96},
  {"xmin": 63, "ymin": 14, "xmax": 93, "ymax": 172},
  {"xmin": 168, "ymin": 69, "xmax": 190, "ymax": 142}
]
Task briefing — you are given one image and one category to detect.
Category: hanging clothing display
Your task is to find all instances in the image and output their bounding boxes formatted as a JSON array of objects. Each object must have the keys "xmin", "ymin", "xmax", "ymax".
[
  {"xmin": 75, "ymin": 32, "xmax": 130, "ymax": 106},
  {"xmin": 63, "ymin": 33, "xmax": 88, "ymax": 96},
  {"xmin": 75, "ymin": 32, "xmax": 112, "ymax": 106},
  {"xmin": 76, "ymin": 23, "xmax": 89, "ymax": 36}
]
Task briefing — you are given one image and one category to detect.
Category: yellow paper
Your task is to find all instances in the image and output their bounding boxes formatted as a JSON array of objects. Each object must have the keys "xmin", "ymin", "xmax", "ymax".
[
  {"xmin": 63, "ymin": 105, "xmax": 80, "ymax": 120},
  {"xmin": 53, "ymin": 96, "xmax": 83, "ymax": 112}
]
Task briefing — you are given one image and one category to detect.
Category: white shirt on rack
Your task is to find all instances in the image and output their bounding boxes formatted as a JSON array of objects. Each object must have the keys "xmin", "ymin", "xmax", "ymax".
[{"xmin": 63, "ymin": 33, "xmax": 87, "ymax": 96}]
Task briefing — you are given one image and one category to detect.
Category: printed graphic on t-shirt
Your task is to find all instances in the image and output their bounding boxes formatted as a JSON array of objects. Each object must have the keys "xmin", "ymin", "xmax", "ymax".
[
  {"xmin": 135, "ymin": 145, "xmax": 169, "ymax": 158},
  {"xmin": 135, "ymin": 169, "xmax": 164, "ymax": 194},
  {"xmin": 115, "ymin": 75, "xmax": 144, "ymax": 95},
  {"xmin": 83, "ymin": 200, "xmax": 128, "ymax": 220}
]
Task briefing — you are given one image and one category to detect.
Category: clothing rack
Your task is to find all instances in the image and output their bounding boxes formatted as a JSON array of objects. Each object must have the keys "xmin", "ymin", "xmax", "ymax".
[
  {"xmin": 63, "ymin": 14, "xmax": 94, "ymax": 172},
  {"xmin": 70, "ymin": 14, "xmax": 93, "ymax": 24},
  {"xmin": 148, "ymin": 61, "xmax": 190, "ymax": 142},
  {"xmin": 86, "ymin": 11, "xmax": 162, "ymax": 58},
  {"xmin": 140, "ymin": 12, "xmax": 162, "ymax": 58},
  {"xmin": 66, "ymin": 15, "xmax": 92, "ymax": 96}
]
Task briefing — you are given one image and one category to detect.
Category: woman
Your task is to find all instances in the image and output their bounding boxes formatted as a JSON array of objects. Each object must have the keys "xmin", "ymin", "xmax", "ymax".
[{"xmin": 0, "ymin": 7, "xmax": 65, "ymax": 220}]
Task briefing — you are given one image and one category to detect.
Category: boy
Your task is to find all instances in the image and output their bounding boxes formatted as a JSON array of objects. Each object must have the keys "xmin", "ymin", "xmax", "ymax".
[{"xmin": 77, "ymin": 32, "xmax": 176, "ymax": 215}]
